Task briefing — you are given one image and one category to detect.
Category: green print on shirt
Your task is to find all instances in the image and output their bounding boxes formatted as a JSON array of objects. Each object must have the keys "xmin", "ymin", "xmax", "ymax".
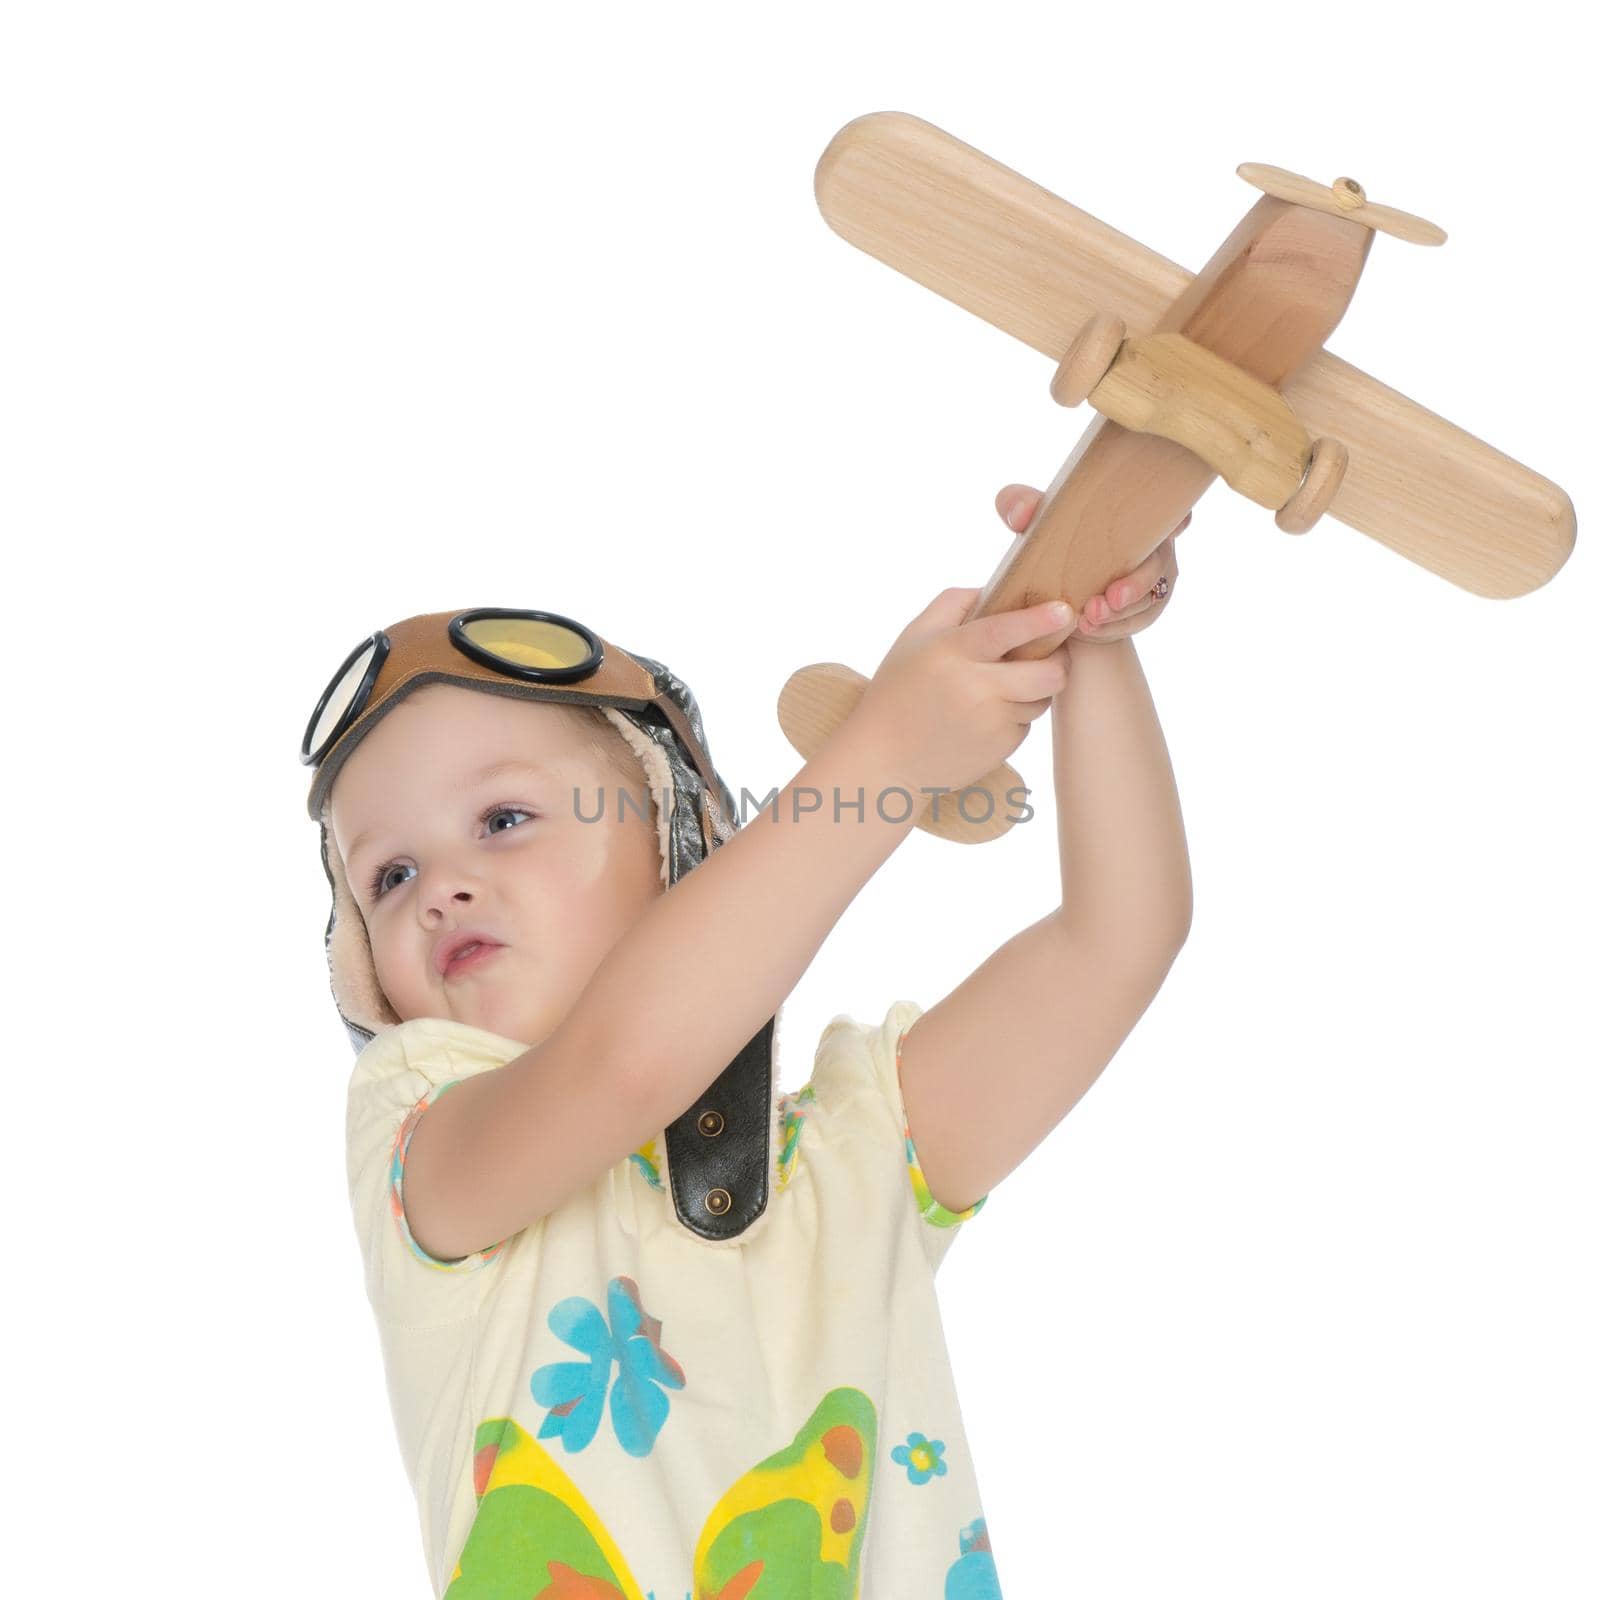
[{"xmin": 443, "ymin": 1386, "xmax": 878, "ymax": 1598}]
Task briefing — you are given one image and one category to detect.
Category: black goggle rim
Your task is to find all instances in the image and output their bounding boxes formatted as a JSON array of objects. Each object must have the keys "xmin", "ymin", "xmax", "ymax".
[
  {"xmin": 300, "ymin": 629, "xmax": 391, "ymax": 767},
  {"xmin": 447, "ymin": 608, "xmax": 605, "ymax": 685}
]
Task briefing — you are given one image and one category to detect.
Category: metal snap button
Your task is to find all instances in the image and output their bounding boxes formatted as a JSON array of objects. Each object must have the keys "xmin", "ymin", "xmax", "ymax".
[
  {"xmin": 697, "ymin": 1109, "xmax": 725, "ymax": 1137},
  {"xmin": 705, "ymin": 1187, "xmax": 732, "ymax": 1215}
]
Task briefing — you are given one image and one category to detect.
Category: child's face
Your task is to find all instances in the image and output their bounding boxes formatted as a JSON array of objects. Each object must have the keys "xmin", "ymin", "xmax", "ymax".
[{"xmin": 329, "ymin": 683, "xmax": 663, "ymax": 1045}]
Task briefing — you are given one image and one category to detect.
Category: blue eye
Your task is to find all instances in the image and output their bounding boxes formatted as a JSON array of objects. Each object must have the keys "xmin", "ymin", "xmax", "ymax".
[
  {"xmin": 371, "ymin": 861, "xmax": 415, "ymax": 899},
  {"xmin": 484, "ymin": 806, "xmax": 532, "ymax": 835},
  {"xmin": 366, "ymin": 804, "xmax": 536, "ymax": 903}
]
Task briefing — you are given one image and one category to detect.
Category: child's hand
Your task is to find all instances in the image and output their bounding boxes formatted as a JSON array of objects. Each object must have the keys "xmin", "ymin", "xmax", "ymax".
[
  {"xmin": 851, "ymin": 587, "xmax": 1076, "ymax": 794},
  {"xmin": 996, "ymin": 484, "xmax": 1188, "ymax": 642}
]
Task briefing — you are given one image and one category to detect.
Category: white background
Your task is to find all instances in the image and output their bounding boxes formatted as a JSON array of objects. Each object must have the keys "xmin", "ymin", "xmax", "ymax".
[{"xmin": 5, "ymin": 4, "xmax": 1594, "ymax": 1595}]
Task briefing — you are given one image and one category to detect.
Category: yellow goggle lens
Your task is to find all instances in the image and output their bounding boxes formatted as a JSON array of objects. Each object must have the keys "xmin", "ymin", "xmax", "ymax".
[{"xmin": 457, "ymin": 616, "xmax": 594, "ymax": 672}]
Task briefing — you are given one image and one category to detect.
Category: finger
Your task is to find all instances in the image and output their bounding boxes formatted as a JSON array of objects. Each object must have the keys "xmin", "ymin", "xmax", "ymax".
[
  {"xmin": 996, "ymin": 484, "xmax": 1044, "ymax": 533},
  {"xmin": 1089, "ymin": 522, "xmax": 1186, "ymax": 613},
  {"xmin": 994, "ymin": 653, "xmax": 1071, "ymax": 703},
  {"xmin": 1101, "ymin": 542, "xmax": 1177, "ymax": 614},
  {"xmin": 1083, "ymin": 569, "xmax": 1179, "ymax": 635},
  {"xmin": 1087, "ymin": 582, "xmax": 1154, "ymax": 624},
  {"xmin": 961, "ymin": 597, "xmax": 1075, "ymax": 660},
  {"xmin": 908, "ymin": 586, "xmax": 984, "ymax": 634},
  {"xmin": 1090, "ymin": 569, "xmax": 1178, "ymax": 625},
  {"xmin": 1014, "ymin": 696, "xmax": 1054, "ymax": 724},
  {"xmin": 1106, "ymin": 591, "xmax": 1158, "ymax": 623}
]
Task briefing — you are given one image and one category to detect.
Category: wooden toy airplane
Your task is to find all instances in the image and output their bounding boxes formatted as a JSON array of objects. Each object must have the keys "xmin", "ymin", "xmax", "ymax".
[{"xmin": 777, "ymin": 112, "xmax": 1577, "ymax": 845}]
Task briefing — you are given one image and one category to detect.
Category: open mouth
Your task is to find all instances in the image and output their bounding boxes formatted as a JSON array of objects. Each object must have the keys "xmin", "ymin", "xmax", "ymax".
[{"xmin": 445, "ymin": 941, "xmax": 503, "ymax": 978}]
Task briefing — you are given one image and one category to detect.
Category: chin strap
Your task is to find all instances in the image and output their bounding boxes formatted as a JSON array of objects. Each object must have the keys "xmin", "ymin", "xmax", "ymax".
[{"xmin": 662, "ymin": 1014, "xmax": 778, "ymax": 1240}]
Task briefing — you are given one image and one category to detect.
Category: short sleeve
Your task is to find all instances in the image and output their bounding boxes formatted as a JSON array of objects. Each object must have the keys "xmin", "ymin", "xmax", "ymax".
[
  {"xmin": 387, "ymin": 1080, "xmax": 509, "ymax": 1273},
  {"xmin": 345, "ymin": 1017, "xmax": 523, "ymax": 1322},
  {"xmin": 872, "ymin": 1001, "xmax": 990, "ymax": 1275}
]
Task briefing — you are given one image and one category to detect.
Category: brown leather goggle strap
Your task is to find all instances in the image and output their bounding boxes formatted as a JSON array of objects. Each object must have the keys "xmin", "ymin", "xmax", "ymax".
[
  {"xmin": 313, "ymin": 609, "xmax": 721, "ymax": 818},
  {"xmin": 651, "ymin": 692, "xmax": 720, "ymax": 796},
  {"xmin": 362, "ymin": 609, "xmax": 662, "ymax": 725}
]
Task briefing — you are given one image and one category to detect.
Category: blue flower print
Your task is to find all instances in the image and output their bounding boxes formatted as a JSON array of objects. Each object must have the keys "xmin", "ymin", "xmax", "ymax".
[
  {"xmin": 891, "ymin": 1429, "xmax": 949, "ymax": 1484},
  {"xmin": 945, "ymin": 1515, "xmax": 1003, "ymax": 1598},
  {"xmin": 530, "ymin": 1275, "xmax": 686, "ymax": 1458}
]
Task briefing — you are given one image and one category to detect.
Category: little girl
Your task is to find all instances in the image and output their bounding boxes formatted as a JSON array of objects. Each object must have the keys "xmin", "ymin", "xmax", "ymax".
[{"xmin": 303, "ymin": 485, "xmax": 1192, "ymax": 1597}]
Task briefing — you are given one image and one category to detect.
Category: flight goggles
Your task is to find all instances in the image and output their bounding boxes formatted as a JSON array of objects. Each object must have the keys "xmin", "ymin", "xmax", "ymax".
[{"xmin": 301, "ymin": 607, "xmax": 719, "ymax": 820}]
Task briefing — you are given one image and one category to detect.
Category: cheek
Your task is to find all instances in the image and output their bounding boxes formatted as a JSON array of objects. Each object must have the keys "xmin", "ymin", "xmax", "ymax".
[
  {"xmin": 571, "ymin": 819, "xmax": 661, "ymax": 928},
  {"xmin": 366, "ymin": 932, "xmax": 400, "ymax": 996},
  {"xmin": 367, "ymin": 920, "xmax": 426, "ymax": 1002},
  {"xmin": 619, "ymin": 809, "xmax": 665, "ymax": 898}
]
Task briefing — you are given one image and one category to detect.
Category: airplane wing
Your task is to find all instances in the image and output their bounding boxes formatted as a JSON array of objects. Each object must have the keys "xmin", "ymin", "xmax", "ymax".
[{"xmin": 815, "ymin": 112, "xmax": 1574, "ymax": 597}]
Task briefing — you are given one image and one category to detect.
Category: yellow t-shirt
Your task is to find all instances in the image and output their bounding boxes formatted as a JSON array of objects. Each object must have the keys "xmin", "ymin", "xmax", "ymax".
[{"xmin": 345, "ymin": 999, "xmax": 1001, "ymax": 1598}]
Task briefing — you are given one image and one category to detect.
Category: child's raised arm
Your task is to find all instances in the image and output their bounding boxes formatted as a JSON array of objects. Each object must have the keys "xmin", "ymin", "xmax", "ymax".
[
  {"xmin": 894, "ymin": 485, "xmax": 1193, "ymax": 1215},
  {"xmin": 399, "ymin": 590, "xmax": 1078, "ymax": 1261}
]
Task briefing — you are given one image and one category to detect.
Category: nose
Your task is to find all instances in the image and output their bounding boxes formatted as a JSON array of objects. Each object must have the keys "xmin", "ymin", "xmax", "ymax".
[{"xmin": 417, "ymin": 862, "xmax": 479, "ymax": 924}]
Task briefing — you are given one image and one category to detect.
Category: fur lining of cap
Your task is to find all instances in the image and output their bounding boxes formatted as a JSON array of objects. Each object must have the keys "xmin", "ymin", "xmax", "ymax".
[
  {"xmin": 599, "ymin": 706, "xmax": 675, "ymax": 891},
  {"xmin": 319, "ymin": 799, "xmax": 403, "ymax": 1040}
]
